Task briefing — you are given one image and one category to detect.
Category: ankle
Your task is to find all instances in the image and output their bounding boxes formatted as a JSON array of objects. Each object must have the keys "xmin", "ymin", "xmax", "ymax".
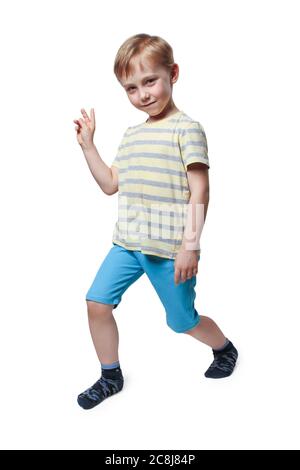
[{"xmin": 213, "ymin": 338, "xmax": 230, "ymax": 352}]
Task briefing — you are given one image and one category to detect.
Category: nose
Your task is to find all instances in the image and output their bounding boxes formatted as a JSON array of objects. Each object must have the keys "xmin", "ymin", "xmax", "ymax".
[{"xmin": 141, "ymin": 90, "xmax": 151, "ymax": 103}]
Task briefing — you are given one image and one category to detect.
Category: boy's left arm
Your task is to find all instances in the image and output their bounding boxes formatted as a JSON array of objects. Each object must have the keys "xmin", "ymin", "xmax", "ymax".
[{"xmin": 174, "ymin": 162, "xmax": 209, "ymax": 285}]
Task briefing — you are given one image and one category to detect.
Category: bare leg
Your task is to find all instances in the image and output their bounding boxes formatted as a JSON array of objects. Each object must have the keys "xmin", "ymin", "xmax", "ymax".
[
  {"xmin": 185, "ymin": 315, "xmax": 227, "ymax": 350},
  {"xmin": 86, "ymin": 300, "xmax": 119, "ymax": 364}
]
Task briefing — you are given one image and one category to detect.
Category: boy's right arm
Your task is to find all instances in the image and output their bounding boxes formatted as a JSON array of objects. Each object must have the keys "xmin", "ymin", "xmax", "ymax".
[
  {"xmin": 74, "ymin": 108, "xmax": 118, "ymax": 195},
  {"xmin": 81, "ymin": 144, "xmax": 118, "ymax": 195}
]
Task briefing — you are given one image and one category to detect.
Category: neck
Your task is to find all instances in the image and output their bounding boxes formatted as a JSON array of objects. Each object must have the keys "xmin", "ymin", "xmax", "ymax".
[{"xmin": 146, "ymin": 100, "xmax": 179, "ymax": 123}]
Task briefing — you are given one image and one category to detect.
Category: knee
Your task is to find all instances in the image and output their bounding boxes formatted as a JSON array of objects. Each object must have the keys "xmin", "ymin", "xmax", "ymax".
[{"xmin": 86, "ymin": 300, "xmax": 112, "ymax": 318}]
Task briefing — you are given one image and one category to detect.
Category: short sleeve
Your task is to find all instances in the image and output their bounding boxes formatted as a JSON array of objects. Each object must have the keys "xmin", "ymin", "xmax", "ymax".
[
  {"xmin": 111, "ymin": 127, "xmax": 130, "ymax": 168},
  {"xmin": 179, "ymin": 121, "xmax": 210, "ymax": 171}
]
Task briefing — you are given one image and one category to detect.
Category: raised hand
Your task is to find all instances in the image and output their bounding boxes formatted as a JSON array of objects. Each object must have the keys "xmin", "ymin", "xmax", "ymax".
[{"xmin": 73, "ymin": 108, "xmax": 96, "ymax": 150}]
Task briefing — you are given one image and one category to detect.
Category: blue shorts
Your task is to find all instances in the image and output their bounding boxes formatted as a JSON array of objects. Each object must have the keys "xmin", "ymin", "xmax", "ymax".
[{"xmin": 85, "ymin": 243, "xmax": 201, "ymax": 333}]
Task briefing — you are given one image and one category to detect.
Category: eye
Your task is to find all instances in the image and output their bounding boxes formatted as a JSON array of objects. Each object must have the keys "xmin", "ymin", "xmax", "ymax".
[{"xmin": 126, "ymin": 79, "xmax": 156, "ymax": 92}]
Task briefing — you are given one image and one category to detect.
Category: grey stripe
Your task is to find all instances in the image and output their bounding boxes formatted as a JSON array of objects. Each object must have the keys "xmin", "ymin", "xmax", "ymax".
[
  {"xmin": 121, "ymin": 126, "xmax": 204, "ymax": 143},
  {"xmin": 129, "ymin": 128, "xmax": 179, "ymax": 136},
  {"xmin": 140, "ymin": 246, "xmax": 177, "ymax": 257},
  {"xmin": 119, "ymin": 165, "xmax": 186, "ymax": 178},
  {"xmin": 117, "ymin": 218, "xmax": 185, "ymax": 232},
  {"xmin": 117, "ymin": 153, "xmax": 181, "ymax": 163},
  {"xmin": 182, "ymin": 127, "xmax": 205, "ymax": 134},
  {"xmin": 121, "ymin": 140, "xmax": 180, "ymax": 149},
  {"xmin": 119, "ymin": 192, "xmax": 187, "ymax": 204},
  {"xmin": 113, "ymin": 239, "xmax": 177, "ymax": 257},
  {"xmin": 181, "ymin": 141, "xmax": 207, "ymax": 150},
  {"xmin": 116, "ymin": 231, "xmax": 183, "ymax": 245},
  {"xmin": 120, "ymin": 178, "xmax": 189, "ymax": 192},
  {"xmin": 127, "ymin": 122, "xmax": 202, "ymax": 136},
  {"xmin": 185, "ymin": 152, "xmax": 209, "ymax": 161},
  {"xmin": 118, "ymin": 204, "xmax": 187, "ymax": 217}
]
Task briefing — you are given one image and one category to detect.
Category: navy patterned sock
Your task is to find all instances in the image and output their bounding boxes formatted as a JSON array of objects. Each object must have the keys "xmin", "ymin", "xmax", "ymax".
[
  {"xmin": 77, "ymin": 361, "xmax": 124, "ymax": 409},
  {"xmin": 204, "ymin": 340, "xmax": 238, "ymax": 379}
]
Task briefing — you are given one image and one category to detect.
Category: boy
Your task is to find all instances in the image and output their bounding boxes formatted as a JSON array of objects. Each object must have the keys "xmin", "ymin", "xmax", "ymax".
[{"xmin": 73, "ymin": 34, "xmax": 238, "ymax": 410}]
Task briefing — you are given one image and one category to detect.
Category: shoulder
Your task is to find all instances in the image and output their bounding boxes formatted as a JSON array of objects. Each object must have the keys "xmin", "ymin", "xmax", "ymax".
[
  {"xmin": 124, "ymin": 124, "xmax": 141, "ymax": 138},
  {"xmin": 118, "ymin": 126, "xmax": 133, "ymax": 142},
  {"xmin": 179, "ymin": 112, "xmax": 206, "ymax": 133},
  {"xmin": 178, "ymin": 114, "xmax": 207, "ymax": 143}
]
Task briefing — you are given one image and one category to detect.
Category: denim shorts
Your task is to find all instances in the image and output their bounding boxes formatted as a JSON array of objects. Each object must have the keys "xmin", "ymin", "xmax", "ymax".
[{"xmin": 85, "ymin": 242, "xmax": 201, "ymax": 333}]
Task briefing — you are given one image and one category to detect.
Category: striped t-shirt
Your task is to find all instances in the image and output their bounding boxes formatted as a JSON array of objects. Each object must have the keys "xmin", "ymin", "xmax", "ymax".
[{"xmin": 111, "ymin": 110, "xmax": 210, "ymax": 259}]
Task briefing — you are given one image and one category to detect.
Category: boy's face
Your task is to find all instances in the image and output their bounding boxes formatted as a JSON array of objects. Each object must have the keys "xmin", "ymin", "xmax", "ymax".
[{"xmin": 120, "ymin": 55, "xmax": 178, "ymax": 117}]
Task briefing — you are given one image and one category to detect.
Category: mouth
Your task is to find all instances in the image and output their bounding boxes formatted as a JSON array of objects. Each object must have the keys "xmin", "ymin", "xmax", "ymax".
[{"xmin": 143, "ymin": 102, "xmax": 156, "ymax": 107}]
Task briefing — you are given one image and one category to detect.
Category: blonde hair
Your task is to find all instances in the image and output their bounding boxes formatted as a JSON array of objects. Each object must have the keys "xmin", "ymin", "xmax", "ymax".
[{"xmin": 114, "ymin": 33, "xmax": 175, "ymax": 82}]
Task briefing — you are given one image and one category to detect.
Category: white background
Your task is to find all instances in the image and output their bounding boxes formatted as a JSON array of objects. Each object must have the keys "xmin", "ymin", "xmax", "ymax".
[{"xmin": 0, "ymin": 0, "xmax": 299, "ymax": 450}]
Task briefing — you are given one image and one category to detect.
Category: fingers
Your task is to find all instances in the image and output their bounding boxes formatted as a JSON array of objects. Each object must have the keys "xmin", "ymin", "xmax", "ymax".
[
  {"xmin": 73, "ymin": 118, "xmax": 83, "ymax": 127},
  {"xmin": 73, "ymin": 108, "xmax": 95, "ymax": 130},
  {"xmin": 73, "ymin": 117, "xmax": 87, "ymax": 133},
  {"xmin": 179, "ymin": 269, "xmax": 188, "ymax": 283},
  {"xmin": 186, "ymin": 268, "xmax": 198, "ymax": 279},
  {"xmin": 90, "ymin": 108, "xmax": 95, "ymax": 126},
  {"xmin": 174, "ymin": 268, "xmax": 197, "ymax": 285},
  {"xmin": 174, "ymin": 267, "xmax": 181, "ymax": 285},
  {"xmin": 73, "ymin": 119, "xmax": 81, "ymax": 131},
  {"xmin": 174, "ymin": 268, "xmax": 188, "ymax": 284},
  {"xmin": 81, "ymin": 108, "xmax": 90, "ymax": 121},
  {"xmin": 78, "ymin": 118, "xmax": 87, "ymax": 129}
]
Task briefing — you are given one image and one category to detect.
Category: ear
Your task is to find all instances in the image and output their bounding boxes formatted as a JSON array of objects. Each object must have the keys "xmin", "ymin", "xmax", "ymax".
[{"xmin": 171, "ymin": 63, "xmax": 179, "ymax": 84}]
